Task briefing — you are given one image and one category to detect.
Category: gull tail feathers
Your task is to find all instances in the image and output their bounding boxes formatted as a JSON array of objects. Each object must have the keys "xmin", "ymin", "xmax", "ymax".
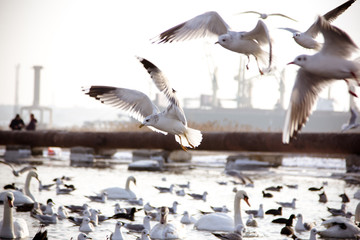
[{"xmin": 175, "ymin": 128, "xmax": 202, "ymax": 148}]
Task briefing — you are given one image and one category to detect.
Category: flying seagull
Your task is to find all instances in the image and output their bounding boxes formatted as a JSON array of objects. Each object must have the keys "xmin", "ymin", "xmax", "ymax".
[
  {"xmin": 152, "ymin": 11, "xmax": 272, "ymax": 75},
  {"xmin": 84, "ymin": 57, "xmax": 202, "ymax": 151}
]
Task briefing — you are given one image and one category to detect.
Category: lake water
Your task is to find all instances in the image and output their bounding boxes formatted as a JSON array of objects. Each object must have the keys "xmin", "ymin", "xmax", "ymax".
[{"xmin": 0, "ymin": 150, "xmax": 359, "ymax": 240}]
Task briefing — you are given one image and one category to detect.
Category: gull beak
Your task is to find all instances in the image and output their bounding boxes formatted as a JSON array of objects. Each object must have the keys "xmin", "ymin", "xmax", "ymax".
[
  {"xmin": 139, "ymin": 124, "xmax": 144, "ymax": 128},
  {"xmin": 215, "ymin": 41, "xmax": 219, "ymax": 44},
  {"xmin": 287, "ymin": 61, "xmax": 295, "ymax": 65},
  {"xmin": 244, "ymin": 196, "xmax": 251, "ymax": 207}
]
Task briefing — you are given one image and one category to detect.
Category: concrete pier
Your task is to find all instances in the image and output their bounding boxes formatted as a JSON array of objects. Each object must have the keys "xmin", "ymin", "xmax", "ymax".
[
  {"xmin": 0, "ymin": 130, "xmax": 359, "ymax": 170},
  {"xmin": 0, "ymin": 130, "xmax": 359, "ymax": 154}
]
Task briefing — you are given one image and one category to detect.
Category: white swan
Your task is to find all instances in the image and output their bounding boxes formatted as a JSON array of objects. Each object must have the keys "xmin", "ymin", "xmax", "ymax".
[
  {"xmin": 194, "ymin": 190, "xmax": 250, "ymax": 232},
  {"xmin": 0, "ymin": 191, "xmax": 29, "ymax": 239},
  {"xmin": 150, "ymin": 206, "xmax": 179, "ymax": 239},
  {"xmin": 102, "ymin": 176, "xmax": 137, "ymax": 200},
  {"xmin": 0, "ymin": 170, "xmax": 39, "ymax": 206},
  {"xmin": 355, "ymin": 202, "xmax": 360, "ymax": 224},
  {"xmin": 318, "ymin": 216, "xmax": 360, "ymax": 238}
]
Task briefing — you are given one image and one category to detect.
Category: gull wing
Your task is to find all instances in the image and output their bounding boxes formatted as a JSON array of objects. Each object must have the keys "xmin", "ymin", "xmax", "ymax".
[
  {"xmin": 305, "ymin": 0, "xmax": 356, "ymax": 38},
  {"xmin": 241, "ymin": 20, "xmax": 271, "ymax": 45},
  {"xmin": 0, "ymin": 160, "xmax": 15, "ymax": 171},
  {"xmin": 279, "ymin": 27, "xmax": 300, "ymax": 34},
  {"xmin": 153, "ymin": 11, "xmax": 229, "ymax": 43},
  {"xmin": 316, "ymin": 16, "xmax": 358, "ymax": 58},
  {"xmin": 241, "ymin": 20, "xmax": 272, "ymax": 69},
  {"xmin": 238, "ymin": 10, "xmax": 262, "ymax": 16},
  {"xmin": 137, "ymin": 57, "xmax": 187, "ymax": 125},
  {"xmin": 283, "ymin": 69, "xmax": 331, "ymax": 144},
  {"xmin": 84, "ymin": 86, "xmax": 159, "ymax": 123},
  {"xmin": 18, "ymin": 166, "xmax": 37, "ymax": 175},
  {"xmin": 268, "ymin": 13, "xmax": 297, "ymax": 22}
]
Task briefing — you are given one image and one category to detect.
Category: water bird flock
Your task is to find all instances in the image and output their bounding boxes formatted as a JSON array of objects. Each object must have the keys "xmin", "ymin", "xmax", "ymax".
[
  {"xmin": 0, "ymin": 161, "xmax": 359, "ymax": 239},
  {"xmin": 2, "ymin": 0, "xmax": 360, "ymax": 239}
]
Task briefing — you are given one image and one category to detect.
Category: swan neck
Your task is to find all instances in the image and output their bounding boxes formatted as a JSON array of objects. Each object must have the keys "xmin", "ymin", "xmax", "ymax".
[
  {"xmin": 234, "ymin": 195, "xmax": 243, "ymax": 227},
  {"xmin": 125, "ymin": 178, "xmax": 132, "ymax": 190},
  {"xmin": 144, "ymin": 218, "xmax": 151, "ymax": 231},
  {"xmin": 24, "ymin": 174, "xmax": 35, "ymax": 201},
  {"xmin": 1, "ymin": 200, "xmax": 15, "ymax": 238}
]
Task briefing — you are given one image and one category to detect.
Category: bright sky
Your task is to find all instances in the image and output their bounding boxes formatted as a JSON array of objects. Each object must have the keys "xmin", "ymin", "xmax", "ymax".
[{"xmin": 0, "ymin": 0, "xmax": 359, "ymax": 113}]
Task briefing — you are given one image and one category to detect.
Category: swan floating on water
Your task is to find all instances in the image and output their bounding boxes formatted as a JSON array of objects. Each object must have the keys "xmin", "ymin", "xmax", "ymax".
[
  {"xmin": 102, "ymin": 176, "xmax": 137, "ymax": 200},
  {"xmin": 318, "ymin": 216, "xmax": 360, "ymax": 238},
  {"xmin": 0, "ymin": 191, "xmax": 29, "ymax": 239},
  {"xmin": 194, "ymin": 190, "xmax": 250, "ymax": 232},
  {"xmin": 150, "ymin": 206, "xmax": 179, "ymax": 239},
  {"xmin": 0, "ymin": 170, "xmax": 39, "ymax": 206}
]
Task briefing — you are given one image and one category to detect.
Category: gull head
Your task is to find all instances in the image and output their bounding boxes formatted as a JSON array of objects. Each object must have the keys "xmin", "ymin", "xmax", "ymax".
[
  {"xmin": 292, "ymin": 32, "xmax": 301, "ymax": 39},
  {"xmin": 139, "ymin": 115, "xmax": 159, "ymax": 128},
  {"xmin": 216, "ymin": 34, "xmax": 232, "ymax": 47},
  {"xmin": 288, "ymin": 54, "xmax": 308, "ymax": 67}
]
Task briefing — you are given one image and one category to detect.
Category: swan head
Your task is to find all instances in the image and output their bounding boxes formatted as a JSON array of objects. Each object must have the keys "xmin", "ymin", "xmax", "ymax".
[
  {"xmin": 160, "ymin": 206, "xmax": 169, "ymax": 224},
  {"xmin": 3, "ymin": 191, "xmax": 14, "ymax": 208},
  {"xmin": 236, "ymin": 190, "xmax": 250, "ymax": 207},
  {"xmin": 28, "ymin": 170, "xmax": 40, "ymax": 181},
  {"xmin": 128, "ymin": 176, "xmax": 137, "ymax": 185}
]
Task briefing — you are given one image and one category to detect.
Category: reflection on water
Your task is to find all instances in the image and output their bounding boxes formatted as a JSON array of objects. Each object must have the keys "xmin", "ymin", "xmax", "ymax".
[{"xmin": 0, "ymin": 150, "xmax": 359, "ymax": 240}]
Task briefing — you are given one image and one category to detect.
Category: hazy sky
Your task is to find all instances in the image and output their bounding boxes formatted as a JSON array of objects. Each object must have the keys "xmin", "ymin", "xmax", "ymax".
[{"xmin": 0, "ymin": 0, "xmax": 359, "ymax": 113}]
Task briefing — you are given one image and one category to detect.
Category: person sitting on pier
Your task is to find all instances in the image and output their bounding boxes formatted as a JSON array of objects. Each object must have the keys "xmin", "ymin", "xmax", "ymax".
[
  {"xmin": 26, "ymin": 113, "xmax": 37, "ymax": 130},
  {"xmin": 9, "ymin": 114, "xmax": 24, "ymax": 130}
]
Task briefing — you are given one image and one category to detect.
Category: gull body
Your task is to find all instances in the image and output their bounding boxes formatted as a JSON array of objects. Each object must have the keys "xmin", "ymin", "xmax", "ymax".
[
  {"xmin": 79, "ymin": 217, "xmax": 94, "ymax": 233},
  {"xmin": 35, "ymin": 213, "xmax": 58, "ymax": 224},
  {"xmin": 180, "ymin": 211, "xmax": 196, "ymax": 224},
  {"xmin": 212, "ymin": 224, "xmax": 244, "ymax": 240},
  {"xmin": 276, "ymin": 198, "xmax": 296, "ymax": 209},
  {"xmin": 295, "ymin": 213, "xmax": 315, "ymax": 232},
  {"xmin": 110, "ymin": 221, "xmax": 125, "ymax": 240}
]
